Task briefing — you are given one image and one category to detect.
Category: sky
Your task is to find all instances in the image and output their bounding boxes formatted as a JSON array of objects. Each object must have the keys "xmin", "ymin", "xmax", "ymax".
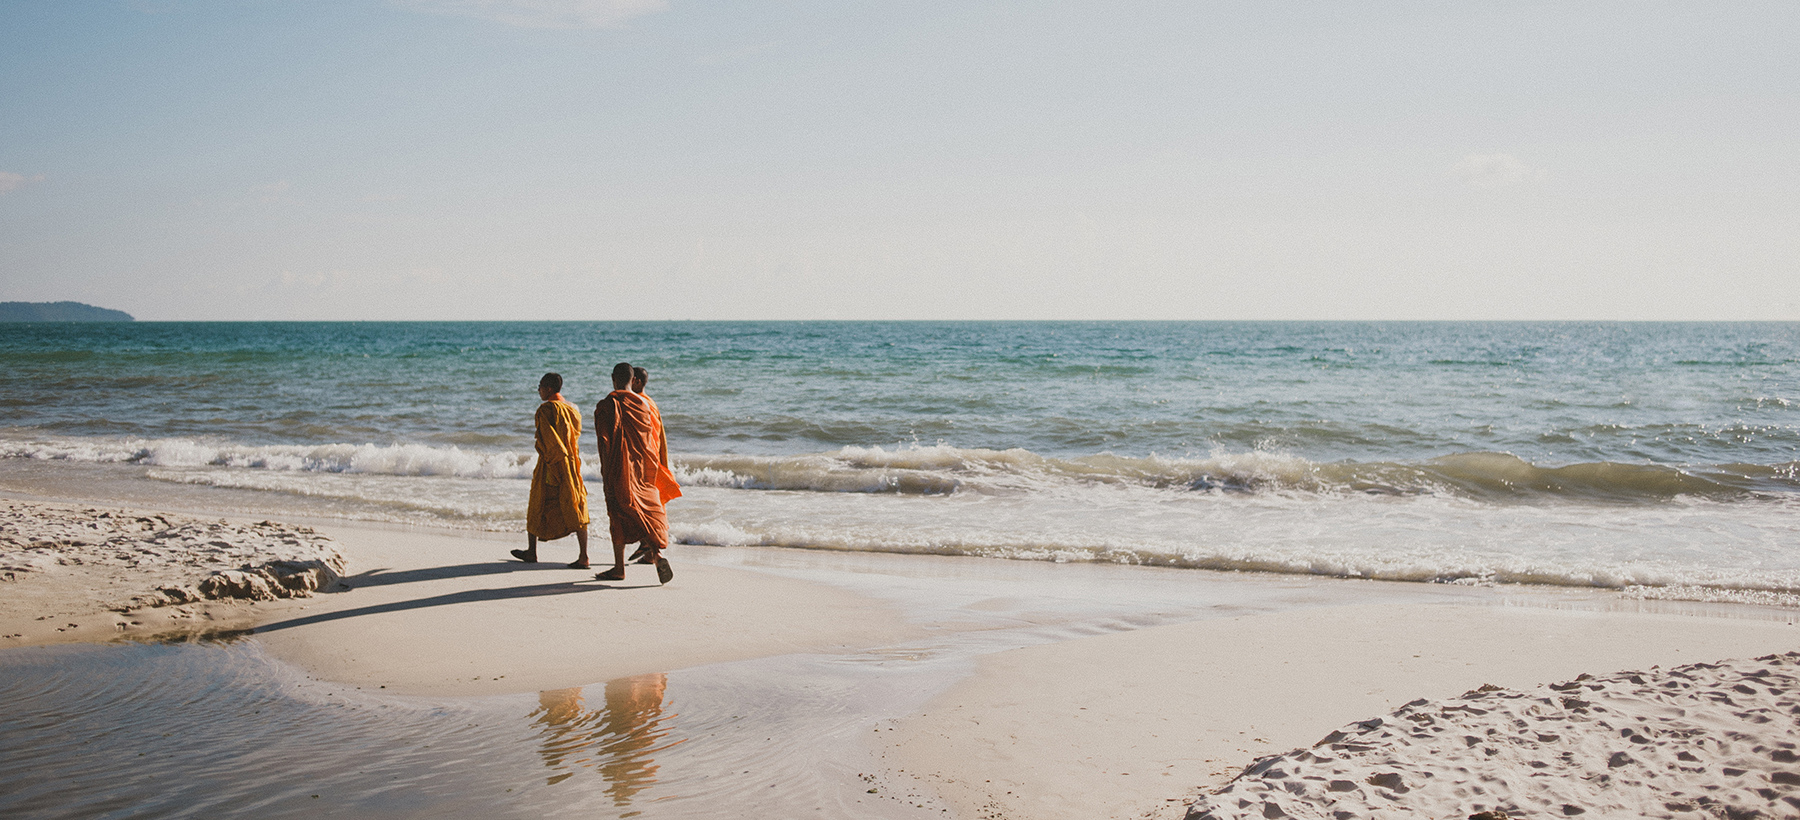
[{"xmin": 0, "ymin": 0, "xmax": 1796, "ymax": 321}]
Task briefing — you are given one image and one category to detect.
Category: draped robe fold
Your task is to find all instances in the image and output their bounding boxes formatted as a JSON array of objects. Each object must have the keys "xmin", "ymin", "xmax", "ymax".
[
  {"xmin": 595, "ymin": 390, "xmax": 682, "ymax": 548},
  {"xmin": 526, "ymin": 398, "xmax": 590, "ymax": 541}
]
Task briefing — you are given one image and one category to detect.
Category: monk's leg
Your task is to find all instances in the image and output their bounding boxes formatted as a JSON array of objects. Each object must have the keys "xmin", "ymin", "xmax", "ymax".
[
  {"xmin": 595, "ymin": 516, "xmax": 628, "ymax": 581},
  {"xmin": 511, "ymin": 533, "xmax": 539, "ymax": 563},
  {"xmin": 610, "ymin": 517, "xmax": 627, "ymax": 570},
  {"xmin": 568, "ymin": 527, "xmax": 590, "ymax": 569},
  {"xmin": 646, "ymin": 534, "xmax": 671, "ymax": 585},
  {"xmin": 641, "ymin": 507, "xmax": 669, "ymax": 563}
]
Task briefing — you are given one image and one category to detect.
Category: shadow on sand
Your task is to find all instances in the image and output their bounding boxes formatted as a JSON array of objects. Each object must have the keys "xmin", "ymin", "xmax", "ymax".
[
  {"xmin": 255, "ymin": 572, "xmax": 662, "ymax": 633},
  {"xmin": 340, "ymin": 560, "xmax": 574, "ymax": 589}
]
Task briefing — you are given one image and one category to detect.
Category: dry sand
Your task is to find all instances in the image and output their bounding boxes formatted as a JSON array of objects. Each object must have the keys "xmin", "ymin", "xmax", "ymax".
[
  {"xmin": 887, "ymin": 602, "xmax": 1800, "ymax": 820},
  {"xmin": 1185, "ymin": 652, "xmax": 1800, "ymax": 819},
  {"xmin": 0, "ymin": 498, "xmax": 344, "ymax": 645}
]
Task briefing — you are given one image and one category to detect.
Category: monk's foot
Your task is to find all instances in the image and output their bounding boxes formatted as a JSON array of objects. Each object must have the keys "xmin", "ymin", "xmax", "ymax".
[
  {"xmin": 594, "ymin": 567, "xmax": 626, "ymax": 582},
  {"xmin": 655, "ymin": 556, "xmax": 673, "ymax": 585},
  {"xmin": 567, "ymin": 560, "xmax": 589, "ymax": 569},
  {"xmin": 628, "ymin": 545, "xmax": 651, "ymax": 563},
  {"xmin": 510, "ymin": 549, "xmax": 537, "ymax": 563}
]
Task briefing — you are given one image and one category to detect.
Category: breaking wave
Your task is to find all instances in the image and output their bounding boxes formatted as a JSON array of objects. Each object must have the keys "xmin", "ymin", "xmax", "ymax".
[
  {"xmin": 5, "ymin": 434, "xmax": 1797, "ymax": 504},
  {"xmin": 0, "ymin": 435, "xmax": 535, "ymax": 479},
  {"xmin": 673, "ymin": 446, "xmax": 1800, "ymax": 503}
]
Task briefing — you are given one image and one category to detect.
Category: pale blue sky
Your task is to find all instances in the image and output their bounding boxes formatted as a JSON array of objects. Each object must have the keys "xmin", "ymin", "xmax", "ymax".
[{"xmin": 1, "ymin": 0, "xmax": 1796, "ymax": 320}]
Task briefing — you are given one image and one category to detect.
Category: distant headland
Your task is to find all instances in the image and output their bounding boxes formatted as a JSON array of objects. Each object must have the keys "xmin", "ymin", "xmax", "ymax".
[{"xmin": 0, "ymin": 301, "xmax": 135, "ymax": 322}]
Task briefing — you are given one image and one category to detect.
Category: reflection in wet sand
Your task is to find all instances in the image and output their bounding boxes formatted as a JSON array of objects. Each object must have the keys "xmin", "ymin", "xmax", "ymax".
[{"xmin": 532, "ymin": 674, "xmax": 681, "ymax": 805}]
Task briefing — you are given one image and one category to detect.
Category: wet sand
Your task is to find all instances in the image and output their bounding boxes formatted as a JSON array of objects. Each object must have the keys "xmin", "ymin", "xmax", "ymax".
[
  {"xmin": 249, "ymin": 522, "xmax": 925, "ymax": 697},
  {"xmin": 6, "ymin": 491, "xmax": 1800, "ymax": 819}
]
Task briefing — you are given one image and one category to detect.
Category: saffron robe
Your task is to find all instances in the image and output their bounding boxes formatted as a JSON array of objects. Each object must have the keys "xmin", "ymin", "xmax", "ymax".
[
  {"xmin": 595, "ymin": 390, "xmax": 681, "ymax": 547},
  {"xmin": 527, "ymin": 397, "xmax": 590, "ymax": 540}
]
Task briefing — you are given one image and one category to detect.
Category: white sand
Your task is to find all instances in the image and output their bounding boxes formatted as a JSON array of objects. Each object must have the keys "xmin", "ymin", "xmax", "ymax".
[
  {"xmin": 0, "ymin": 498, "xmax": 344, "ymax": 645},
  {"xmin": 1186, "ymin": 652, "xmax": 1800, "ymax": 819},
  {"xmin": 888, "ymin": 602, "xmax": 1800, "ymax": 820}
]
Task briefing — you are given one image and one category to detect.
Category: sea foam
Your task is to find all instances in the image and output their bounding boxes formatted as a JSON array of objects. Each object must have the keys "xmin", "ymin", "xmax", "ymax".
[
  {"xmin": 1, "ymin": 435, "xmax": 535, "ymax": 479},
  {"xmin": 6, "ymin": 433, "xmax": 1797, "ymax": 504}
]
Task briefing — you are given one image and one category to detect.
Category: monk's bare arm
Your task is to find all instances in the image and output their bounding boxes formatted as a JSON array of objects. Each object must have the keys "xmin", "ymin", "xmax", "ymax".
[{"xmin": 593, "ymin": 398, "xmax": 614, "ymax": 458}]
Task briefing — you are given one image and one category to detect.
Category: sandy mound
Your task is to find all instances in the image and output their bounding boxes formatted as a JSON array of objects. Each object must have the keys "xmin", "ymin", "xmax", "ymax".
[
  {"xmin": 0, "ymin": 499, "xmax": 345, "ymax": 640},
  {"xmin": 1184, "ymin": 653, "xmax": 1800, "ymax": 820}
]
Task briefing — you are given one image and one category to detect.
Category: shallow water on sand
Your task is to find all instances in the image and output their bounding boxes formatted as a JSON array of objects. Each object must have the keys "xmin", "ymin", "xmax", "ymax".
[{"xmin": 0, "ymin": 639, "xmax": 943, "ymax": 820}]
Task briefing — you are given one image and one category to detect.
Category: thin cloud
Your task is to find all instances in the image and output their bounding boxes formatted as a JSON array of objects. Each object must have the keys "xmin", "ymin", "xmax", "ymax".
[
  {"xmin": 696, "ymin": 40, "xmax": 783, "ymax": 66},
  {"xmin": 125, "ymin": 0, "xmax": 193, "ymax": 13},
  {"xmin": 254, "ymin": 179, "xmax": 291, "ymax": 204},
  {"xmin": 395, "ymin": 0, "xmax": 668, "ymax": 29},
  {"xmin": 1451, "ymin": 153, "xmax": 1543, "ymax": 189},
  {"xmin": 0, "ymin": 172, "xmax": 45, "ymax": 195}
]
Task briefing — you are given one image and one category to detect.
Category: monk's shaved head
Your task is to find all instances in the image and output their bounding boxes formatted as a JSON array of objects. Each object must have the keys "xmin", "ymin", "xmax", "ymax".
[
  {"xmin": 612, "ymin": 362, "xmax": 632, "ymax": 389},
  {"xmin": 631, "ymin": 367, "xmax": 648, "ymax": 392},
  {"xmin": 540, "ymin": 372, "xmax": 562, "ymax": 394}
]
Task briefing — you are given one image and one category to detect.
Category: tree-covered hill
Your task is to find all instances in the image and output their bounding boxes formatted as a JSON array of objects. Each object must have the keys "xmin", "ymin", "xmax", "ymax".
[{"xmin": 0, "ymin": 302, "xmax": 135, "ymax": 322}]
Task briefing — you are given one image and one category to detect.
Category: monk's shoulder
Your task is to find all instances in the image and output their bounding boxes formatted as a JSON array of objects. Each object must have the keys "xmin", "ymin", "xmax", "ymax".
[{"xmin": 540, "ymin": 399, "xmax": 578, "ymax": 423}]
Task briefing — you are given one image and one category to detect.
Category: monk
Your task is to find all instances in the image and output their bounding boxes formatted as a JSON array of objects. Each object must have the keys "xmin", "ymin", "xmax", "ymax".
[
  {"xmin": 625, "ymin": 366, "xmax": 654, "ymax": 565},
  {"xmin": 511, "ymin": 372, "xmax": 592, "ymax": 568},
  {"xmin": 594, "ymin": 362, "xmax": 681, "ymax": 584}
]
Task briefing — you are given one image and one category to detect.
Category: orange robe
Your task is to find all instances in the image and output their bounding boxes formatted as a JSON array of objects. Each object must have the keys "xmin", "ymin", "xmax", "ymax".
[
  {"xmin": 594, "ymin": 390, "xmax": 681, "ymax": 548},
  {"xmin": 527, "ymin": 397, "xmax": 590, "ymax": 540}
]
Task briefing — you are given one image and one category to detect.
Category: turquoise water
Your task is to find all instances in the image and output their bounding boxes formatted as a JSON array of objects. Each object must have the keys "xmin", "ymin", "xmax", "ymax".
[
  {"xmin": 3, "ymin": 321, "xmax": 1798, "ymax": 595},
  {"xmin": 5, "ymin": 320, "xmax": 1799, "ymax": 464}
]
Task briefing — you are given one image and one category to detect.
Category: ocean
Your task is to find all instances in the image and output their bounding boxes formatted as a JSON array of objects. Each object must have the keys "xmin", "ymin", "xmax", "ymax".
[{"xmin": 3, "ymin": 320, "xmax": 1798, "ymax": 600}]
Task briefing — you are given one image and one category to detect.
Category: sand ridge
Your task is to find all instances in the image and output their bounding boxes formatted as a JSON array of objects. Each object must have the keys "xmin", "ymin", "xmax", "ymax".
[
  {"xmin": 1187, "ymin": 653, "xmax": 1800, "ymax": 819},
  {"xmin": 0, "ymin": 498, "xmax": 345, "ymax": 644}
]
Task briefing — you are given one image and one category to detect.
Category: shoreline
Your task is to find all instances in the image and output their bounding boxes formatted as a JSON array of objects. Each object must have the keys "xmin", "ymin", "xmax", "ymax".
[
  {"xmin": 7, "ymin": 455, "xmax": 1800, "ymax": 614},
  {"xmin": 6, "ymin": 488, "xmax": 1800, "ymax": 818}
]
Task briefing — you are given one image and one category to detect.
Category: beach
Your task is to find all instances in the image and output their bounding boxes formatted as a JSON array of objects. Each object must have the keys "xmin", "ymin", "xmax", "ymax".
[{"xmin": 6, "ymin": 490, "xmax": 1800, "ymax": 819}]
